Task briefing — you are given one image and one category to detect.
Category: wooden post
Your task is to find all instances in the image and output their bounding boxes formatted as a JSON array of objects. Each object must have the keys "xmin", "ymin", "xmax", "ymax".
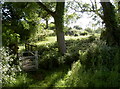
[{"xmin": 35, "ymin": 51, "xmax": 38, "ymax": 70}]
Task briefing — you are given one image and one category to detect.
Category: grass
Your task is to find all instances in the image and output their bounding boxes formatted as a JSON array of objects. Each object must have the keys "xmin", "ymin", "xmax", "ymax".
[
  {"xmin": 18, "ymin": 35, "xmax": 91, "ymax": 52},
  {"xmin": 8, "ymin": 34, "xmax": 120, "ymax": 88},
  {"xmin": 35, "ymin": 36, "xmax": 57, "ymax": 45},
  {"xmin": 27, "ymin": 65, "xmax": 70, "ymax": 88},
  {"xmin": 26, "ymin": 35, "xmax": 91, "ymax": 46}
]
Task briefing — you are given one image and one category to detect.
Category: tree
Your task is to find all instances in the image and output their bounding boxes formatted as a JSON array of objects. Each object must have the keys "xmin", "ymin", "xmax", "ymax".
[
  {"xmin": 100, "ymin": 0, "xmax": 120, "ymax": 46},
  {"xmin": 67, "ymin": 0, "xmax": 120, "ymax": 46},
  {"xmin": 67, "ymin": 0, "xmax": 104, "ymax": 24},
  {"xmin": 118, "ymin": 1, "xmax": 120, "ymax": 25},
  {"xmin": 37, "ymin": 2, "xmax": 66, "ymax": 55},
  {"xmin": 2, "ymin": 2, "xmax": 40, "ymax": 42},
  {"xmin": 118, "ymin": 1, "xmax": 120, "ymax": 13}
]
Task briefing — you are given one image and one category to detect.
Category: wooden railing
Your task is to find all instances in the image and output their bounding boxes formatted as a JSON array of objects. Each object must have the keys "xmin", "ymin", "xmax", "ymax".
[
  {"xmin": 20, "ymin": 43, "xmax": 38, "ymax": 71},
  {"xmin": 25, "ymin": 43, "xmax": 37, "ymax": 51}
]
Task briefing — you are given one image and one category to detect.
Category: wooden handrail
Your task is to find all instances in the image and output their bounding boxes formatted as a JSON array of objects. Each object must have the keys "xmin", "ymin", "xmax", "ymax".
[{"xmin": 25, "ymin": 43, "xmax": 37, "ymax": 51}]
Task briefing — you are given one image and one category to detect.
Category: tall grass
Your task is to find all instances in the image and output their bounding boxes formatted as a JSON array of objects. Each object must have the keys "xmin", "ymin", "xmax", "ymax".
[{"xmin": 15, "ymin": 35, "xmax": 120, "ymax": 88}]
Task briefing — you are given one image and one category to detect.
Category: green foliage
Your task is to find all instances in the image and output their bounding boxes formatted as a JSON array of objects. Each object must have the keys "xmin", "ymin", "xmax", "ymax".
[
  {"xmin": 29, "ymin": 65, "xmax": 69, "ymax": 87},
  {"xmin": 65, "ymin": 28, "xmax": 88, "ymax": 36},
  {"xmin": 48, "ymin": 22, "xmax": 56, "ymax": 30},
  {"xmin": 2, "ymin": 2, "xmax": 43, "ymax": 42},
  {"xmin": 85, "ymin": 27, "xmax": 93, "ymax": 33},
  {"xmin": 2, "ymin": 29, "xmax": 20, "ymax": 46},
  {"xmin": 37, "ymin": 36, "xmax": 120, "ymax": 87},
  {"xmin": 37, "ymin": 36, "xmax": 96, "ymax": 70},
  {"xmin": 89, "ymin": 70, "xmax": 120, "ymax": 87},
  {"xmin": 79, "ymin": 40, "xmax": 120, "ymax": 70},
  {"xmin": 28, "ymin": 29, "xmax": 55, "ymax": 42},
  {"xmin": 1, "ymin": 47, "xmax": 21, "ymax": 87},
  {"xmin": 38, "ymin": 43, "xmax": 60, "ymax": 69},
  {"xmin": 54, "ymin": 38, "xmax": 120, "ymax": 87},
  {"xmin": 5, "ymin": 73, "xmax": 33, "ymax": 88},
  {"xmin": 94, "ymin": 27, "xmax": 102, "ymax": 34},
  {"xmin": 55, "ymin": 60, "xmax": 120, "ymax": 87},
  {"xmin": 55, "ymin": 60, "xmax": 91, "ymax": 87},
  {"xmin": 39, "ymin": 50, "xmax": 60, "ymax": 69},
  {"xmin": 73, "ymin": 25, "xmax": 82, "ymax": 30},
  {"xmin": 12, "ymin": 36, "xmax": 120, "ymax": 88},
  {"xmin": 64, "ymin": 13, "xmax": 79, "ymax": 25}
]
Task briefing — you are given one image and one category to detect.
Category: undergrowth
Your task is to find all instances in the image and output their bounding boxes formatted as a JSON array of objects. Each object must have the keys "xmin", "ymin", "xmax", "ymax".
[{"xmin": 3, "ymin": 35, "xmax": 120, "ymax": 88}]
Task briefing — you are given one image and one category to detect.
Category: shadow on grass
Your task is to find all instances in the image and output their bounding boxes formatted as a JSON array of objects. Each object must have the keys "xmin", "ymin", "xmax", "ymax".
[
  {"xmin": 25, "ymin": 65, "xmax": 70, "ymax": 88},
  {"xmin": 13, "ymin": 35, "xmax": 97, "ymax": 88}
]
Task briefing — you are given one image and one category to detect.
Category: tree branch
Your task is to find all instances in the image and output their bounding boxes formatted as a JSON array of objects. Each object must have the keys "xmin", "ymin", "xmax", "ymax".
[{"xmin": 36, "ymin": 2, "xmax": 55, "ymax": 17}]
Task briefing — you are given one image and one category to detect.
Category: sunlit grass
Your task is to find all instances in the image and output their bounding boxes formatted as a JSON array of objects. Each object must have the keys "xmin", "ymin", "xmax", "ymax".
[
  {"xmin": 29, "ymin": 65, "xmax": 69, "ymax": 88},
  {"xmin": 35, "ymin": 35, "xmax": 90, "ymax": 46},
  {"xmin": 18, "ymin": 44, "xmax": 25, "ymax": 53},
  {"xmin": 18, "ymin": 35, "xmax": 91, "ymax": 52},
  {"xmin": 35, "ymin": 36, "xmax": 57, "ymax": 45},
  {"xmin": 29, "ymin": 72, "xmax": 63, "ymax": 87},
  {"xmin": 65, "ymin": 35, "xmax": 90, "ymax": 40}
]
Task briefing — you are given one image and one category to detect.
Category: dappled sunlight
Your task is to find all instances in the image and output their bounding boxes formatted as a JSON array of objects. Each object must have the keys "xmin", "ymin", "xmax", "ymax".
[
  {"xmin": 35, "ymin": 35, "xmax": 92, "ymax": 46},
  {"xmin": 18, "ymin": 45, "xmax": 25, "ymax": 53},
  {"xmin": 35, "ymin": 36, "xmax": 57, "ymax": 46},
  {"xmin": 28, "ymin": 66, "xmax": 69, "ymax": 87},
  {"xmin": 65, "ymin": 35, "xmax": 90, "ymax": 40},
  {"xmin": 2, "ymin": 0, "xmax": 120, "ymax": 88}
]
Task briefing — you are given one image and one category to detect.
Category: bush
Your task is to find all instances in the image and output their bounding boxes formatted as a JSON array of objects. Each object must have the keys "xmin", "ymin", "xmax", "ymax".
[
  {"xmin": 5, "ymin": 73, "xmax": 33, "ymax": 88},
  {"xmin": 39, "ymin": 50, "xmax": 60, "ymax": 69},
  {"xmin": 87, "ymin": 34, "xmax": 96, "ymax": 42},
  {"xmin": 58, "ymin": 37, "xmax": 97, "ymax": 66},
  {"xmin": 79, "ymin": 31, "xmax": 88, "ymax": 36},
  {"xmin": 2, "ymin": 29, "xmax": 20, "ymax": 46},
  {"xmin": 1, "ymin": 47, "xmax": 21, "ymax": 87},
  {"xmin": 89, "ymin": 69, "xmax": 120, "ymax": 87},
  {"xmin": 55, "ymin": 60, "xmax": 91, "ymax": 87},
  {"xmin": 65, "ymin": 29, "xmax": 81, "ymax": 36},
  {"xmin": 55, "ymin": 59, "xmax": 120, "ymax": 87},
  {"xmin": 79, "ymin": 40, "xmax": 120, "ymax": 70},
  {"xmin": 85, "ymin": 27, "xmax": 93, "ymax": 33},
  {"xmin": 28, "ymin": 30, "xmax": 55, "ymax": 42}
]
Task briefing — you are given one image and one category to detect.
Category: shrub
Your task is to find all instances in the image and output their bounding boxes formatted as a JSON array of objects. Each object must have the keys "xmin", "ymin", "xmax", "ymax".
[
  {"xmin": 28, "ymin": 30, "xmax": 55, "ymax": 42},
  {"xmin": 55, "ymin": 60, "xmax": 120, "ymax": 87},
  {"xmin": 65, "ymin": 29, "xmax": 81, "ymax": 36},
  {"xmin": 55, "ymin": 60, "xmax": 91, "ymax": 87},
  {"xmin": 87, "ymin": 34, "xmax": 96, "ymax": 42},
  {"xmin": 39, "ymin": 50, "xmax": 60, "ymax": 69},
  {"xmin": 1, "ymin": 47, "xmax": 21, "ymax": 87},
  {"xmin": 2, "ymin": 29, "xmax": 20, "ymax": 46},
  {"xmin": 79, "ymin": 31, "xmax": 88, "ymax": 36},
  {"xmin": 5, "ymin": 73, "xmax": 33, "ymax": 88},
  {"xmin": 37, "ymin": 42, "xmax": 58, "ymax": 55},
  {"xmin": 85, "ymin": 27, "xmax": 93, "ymax": 33},
  {"xmin": 89, "ymin": 69, "xmax": 120, "ymax": 87},
  {"xmin": 79, "ymin": 40, "xmax": 120, "ymax": 70}
]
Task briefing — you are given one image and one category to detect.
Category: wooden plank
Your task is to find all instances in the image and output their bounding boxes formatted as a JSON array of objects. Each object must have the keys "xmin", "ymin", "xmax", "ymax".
[
  {"xmin": 21, "ymin": 51, "xmax": 38, "ymax": 71},
  {"xmin": 20, "ymin": 56, "xmax": 35, "ymax": 60}
]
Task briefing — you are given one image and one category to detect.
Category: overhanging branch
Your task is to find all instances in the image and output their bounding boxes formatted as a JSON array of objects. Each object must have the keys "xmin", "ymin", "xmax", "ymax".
[{"xmin": 36, "ymin": 2, "xmax": 55, "ymax": 17}]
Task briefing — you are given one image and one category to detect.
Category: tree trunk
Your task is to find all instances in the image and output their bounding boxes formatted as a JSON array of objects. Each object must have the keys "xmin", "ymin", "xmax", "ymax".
[
  {"xmin": 54, "ymin": 2, "xmax": 66, "ymax": 55},
  {"xmin": 44, "ymin": 18, "xmax": 48, "ymax": 29},
  {"xmin": 100, "ymin": 1, "xmax": 120, "ymax": 46},
  {"xmin": 118, "ymin": 1, "xmax": 120, "ymax": 13},
  {"xmin": 37, "ymin": 2, "xmax": 66, "ymax": 54}
]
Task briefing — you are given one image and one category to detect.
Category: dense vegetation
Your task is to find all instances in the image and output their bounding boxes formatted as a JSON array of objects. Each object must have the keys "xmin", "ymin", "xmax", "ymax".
[{"xmin": 1, "ymin": 0, "xmax": 120, "ymax": 88}]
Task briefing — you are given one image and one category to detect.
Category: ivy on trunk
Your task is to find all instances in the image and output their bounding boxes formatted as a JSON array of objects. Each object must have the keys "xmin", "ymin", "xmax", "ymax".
[{"xmin": 100, "ymin": 1, "xmax": 120, "ymax": 46}]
